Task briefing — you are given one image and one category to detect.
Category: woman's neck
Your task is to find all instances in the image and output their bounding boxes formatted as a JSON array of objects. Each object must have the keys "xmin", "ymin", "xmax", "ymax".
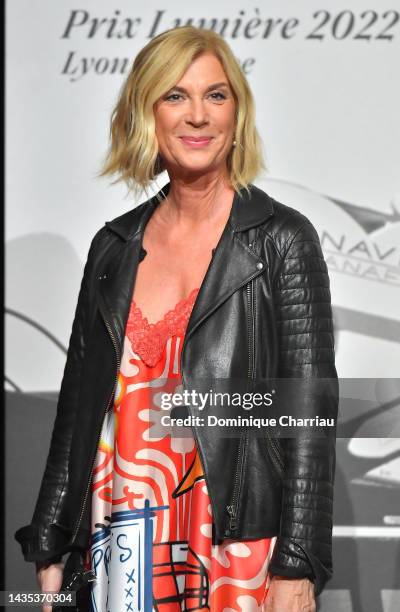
[{"xmin": 158, "ymin": 171, "xmax": 235, "ymax": 229}]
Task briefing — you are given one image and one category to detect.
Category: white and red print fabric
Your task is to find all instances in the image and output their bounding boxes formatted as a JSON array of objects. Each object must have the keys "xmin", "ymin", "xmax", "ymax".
[{"xmin": 84, "ymin": 286, "xmax": 276, "ymax": 611}]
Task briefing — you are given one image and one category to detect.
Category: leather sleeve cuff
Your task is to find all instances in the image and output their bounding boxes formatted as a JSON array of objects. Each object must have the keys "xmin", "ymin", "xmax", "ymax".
[
  {"xmin": 269, "ymin": 563, "xmax": 315, "ymax": 581},
  {"xmin": 269, "ymin": 538, "xmax": 332, "ymax": 597},
  {"xmin": 14, "ymin": 523, "xmax": 72, "ymax": 563}
]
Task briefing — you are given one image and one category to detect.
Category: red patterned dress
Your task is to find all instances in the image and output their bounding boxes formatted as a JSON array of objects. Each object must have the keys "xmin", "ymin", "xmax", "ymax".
[{"xmin": 85, "ymin": 285, "xmax": 276, "ymax": 611}]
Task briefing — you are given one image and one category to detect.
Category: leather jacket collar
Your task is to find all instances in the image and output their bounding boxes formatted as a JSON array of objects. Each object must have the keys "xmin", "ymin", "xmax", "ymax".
[{"xmin": 104, "ymin": 181, "xmax": 275, "ymax": 240}]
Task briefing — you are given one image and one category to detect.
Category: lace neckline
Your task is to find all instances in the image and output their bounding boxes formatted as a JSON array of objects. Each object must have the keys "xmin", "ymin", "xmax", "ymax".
[
  {"xmin": 126, "ymin": 287, "xmax": 200, "ymax": 367},
  {"xmin": 131, "ymin": 287, "xmax": 200, "ymax": 327}
]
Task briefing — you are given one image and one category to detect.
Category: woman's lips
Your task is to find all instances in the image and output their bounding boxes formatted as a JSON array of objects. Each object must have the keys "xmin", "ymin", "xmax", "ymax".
[{"xmin": 179, "ymin": 136, "xmax": 213, "ymax": 148}]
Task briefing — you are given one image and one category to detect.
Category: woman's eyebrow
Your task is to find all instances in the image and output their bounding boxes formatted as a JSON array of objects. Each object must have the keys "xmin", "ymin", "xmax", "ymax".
[{"xmin": 169, "ymin": 81, "xmax": 230, "ymax": 94}]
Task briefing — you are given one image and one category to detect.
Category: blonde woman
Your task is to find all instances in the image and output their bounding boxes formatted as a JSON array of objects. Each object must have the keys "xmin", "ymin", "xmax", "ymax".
[{"xmin": 15, "ymin": 26, "xmax": 338, "ymax": 612}]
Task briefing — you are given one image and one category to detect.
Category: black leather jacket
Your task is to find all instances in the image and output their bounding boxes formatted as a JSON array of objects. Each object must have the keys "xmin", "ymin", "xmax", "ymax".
[{"xmin": 15, "ymin": 182, "xmax": 338, "ymax": 598}]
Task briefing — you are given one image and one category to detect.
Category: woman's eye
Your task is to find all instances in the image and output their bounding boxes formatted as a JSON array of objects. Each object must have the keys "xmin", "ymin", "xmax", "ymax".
[
  {"xmin": 165, "ymin": 93, "xmax": 183, "ymax": 101},
  {"xmin": 209, "ymin": 91, "xmax": 227, "ymax": 100}
]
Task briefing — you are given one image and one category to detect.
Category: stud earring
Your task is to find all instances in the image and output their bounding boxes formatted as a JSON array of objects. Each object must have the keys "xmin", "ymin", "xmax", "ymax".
[{"xmin": 232, "ymin": 140, "xmax": 237, "ymax": 147}]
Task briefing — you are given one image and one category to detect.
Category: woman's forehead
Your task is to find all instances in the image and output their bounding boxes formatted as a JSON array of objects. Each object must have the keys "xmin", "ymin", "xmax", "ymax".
[{"xmin": 173, "ymin": 54, "xmax": 229, "ymax": 88}]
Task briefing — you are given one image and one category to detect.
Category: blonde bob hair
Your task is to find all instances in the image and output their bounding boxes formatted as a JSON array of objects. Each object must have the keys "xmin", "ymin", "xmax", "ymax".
[{"xmin": 98, "ymin": 25, "xmax": 265, "ymax": 197}]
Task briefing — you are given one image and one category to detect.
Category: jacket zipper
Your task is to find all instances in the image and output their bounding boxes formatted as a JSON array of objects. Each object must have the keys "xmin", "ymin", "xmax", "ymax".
[
  {"xmin": 226, "ymin": 435, "xmax": 246, "ymax": 533},
  {"xmin": 247, "ymin": 279, "xmax": 256, "ymax": 379},
  {"xmin": 225, "ymin": 276, "xmax": 255, "ymax": 535},
  {"xmin": 247, "ymin": 241, "xmax": 284, "ymax": 477},
  {"xmin": 71, "ymin": 314, "xmax": 120, "ymax": 544}
]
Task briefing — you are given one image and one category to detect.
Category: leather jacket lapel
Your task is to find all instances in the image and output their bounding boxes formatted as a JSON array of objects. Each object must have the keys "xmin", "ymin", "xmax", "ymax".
[
  {"xmin": 97, "ymin": 197, "xmax": 159, "ymax": 351},
  {"xmin": 97, "ymin": 234, "xmax": 142, "ymax": 352},
  {"xmin": 185, "ymin": 218, "xmax": 268, "ymax": 342}
]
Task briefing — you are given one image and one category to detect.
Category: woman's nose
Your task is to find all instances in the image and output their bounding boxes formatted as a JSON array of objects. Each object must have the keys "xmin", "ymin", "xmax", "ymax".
[{"xmin": 185, "ymin": 98, "xmax": 208, "ymax": 126}]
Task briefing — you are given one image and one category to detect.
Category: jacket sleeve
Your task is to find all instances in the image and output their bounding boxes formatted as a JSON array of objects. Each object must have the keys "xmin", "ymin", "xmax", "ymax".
[
  {"xmin": 14, "ymin": 227, "xmax": 105, "ymax": 562},
  {"xmin": 268, "ymin": 218, "xmax": 338, "ymax": 597}
]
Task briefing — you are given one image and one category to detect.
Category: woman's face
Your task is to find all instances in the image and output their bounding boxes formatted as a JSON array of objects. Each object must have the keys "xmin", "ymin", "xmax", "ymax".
[{"xmin": 154, "ymin": 53, "xmax": 236, "ymax": 178}]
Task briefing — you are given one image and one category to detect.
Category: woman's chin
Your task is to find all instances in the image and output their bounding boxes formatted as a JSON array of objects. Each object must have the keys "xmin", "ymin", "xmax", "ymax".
[{"xmin": 169, "ymin": 159, "xmax": 226, "ymax": 178}]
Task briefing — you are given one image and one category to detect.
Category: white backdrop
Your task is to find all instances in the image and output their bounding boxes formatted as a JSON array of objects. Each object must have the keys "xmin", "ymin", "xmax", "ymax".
[{"xmin": 6, "ymin": 0, "xmax": 400, "ymax": 393}]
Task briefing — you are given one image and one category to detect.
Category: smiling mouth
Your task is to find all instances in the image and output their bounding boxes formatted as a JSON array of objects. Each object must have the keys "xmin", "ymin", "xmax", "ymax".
[{"xmin": 179, "ymin": 136, "xmax": 213, "ymax": 146}]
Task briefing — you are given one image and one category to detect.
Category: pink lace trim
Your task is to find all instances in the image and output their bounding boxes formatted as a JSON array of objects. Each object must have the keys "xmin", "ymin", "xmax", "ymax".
[{"xmin": 126, "ymin": 287, "xmax": 200, "ymax": 367}]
